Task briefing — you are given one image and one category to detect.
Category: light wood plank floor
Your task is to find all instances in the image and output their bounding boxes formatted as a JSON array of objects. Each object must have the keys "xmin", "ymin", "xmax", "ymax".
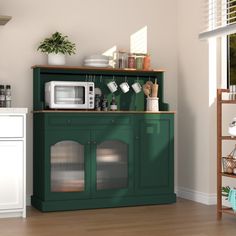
[{"xmin": 0, "ymin": 198, "xmax": 236, "ymax": 236}]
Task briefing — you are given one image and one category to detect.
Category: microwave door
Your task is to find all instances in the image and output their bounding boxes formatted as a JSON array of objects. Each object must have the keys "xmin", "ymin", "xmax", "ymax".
[
  {"xmin": 75, "ymin": 86, "xmax": 85, "ymax": 104},
  {"xmin": 55, "ymin": 86, "xmax": 85, "ymax": 105}
]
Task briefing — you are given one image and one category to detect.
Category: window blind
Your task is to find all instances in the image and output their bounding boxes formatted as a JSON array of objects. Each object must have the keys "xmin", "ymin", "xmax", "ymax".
[{"xmin": 199, "ymin": 0, "xmax": 236, "ymax": 39}]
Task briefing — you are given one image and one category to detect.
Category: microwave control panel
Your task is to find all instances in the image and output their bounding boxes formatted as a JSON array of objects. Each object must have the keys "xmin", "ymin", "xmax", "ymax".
[{"xmin": 88, "ymin": 82, "xmax": 95, "ymax": 109}]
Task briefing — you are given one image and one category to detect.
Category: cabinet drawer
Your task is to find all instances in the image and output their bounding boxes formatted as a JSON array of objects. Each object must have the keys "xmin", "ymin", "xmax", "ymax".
[
  {"xmin": 0, "ymin": 116, "xmax": 24, "ymax": 138},
  {"xmin": 47, "ymin": 116, "xmax": 131, "ymax": 127}
]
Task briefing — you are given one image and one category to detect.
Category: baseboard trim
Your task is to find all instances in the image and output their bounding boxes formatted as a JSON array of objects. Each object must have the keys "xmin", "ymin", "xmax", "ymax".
[{"xmin": 176, "ymin": 187, "xmax": 217, "ymax": 205}]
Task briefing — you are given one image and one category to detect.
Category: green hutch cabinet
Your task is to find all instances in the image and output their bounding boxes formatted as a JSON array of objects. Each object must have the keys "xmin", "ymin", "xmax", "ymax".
[{"xmin": 31, "ymin": 65, "xmax": 176, "ymax": 212}]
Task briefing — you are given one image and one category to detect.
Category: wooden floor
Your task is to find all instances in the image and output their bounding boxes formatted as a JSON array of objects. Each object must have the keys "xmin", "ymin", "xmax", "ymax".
[{"xmin": 0, "ymin": 198, "xmax": 236, "ymax": 236}]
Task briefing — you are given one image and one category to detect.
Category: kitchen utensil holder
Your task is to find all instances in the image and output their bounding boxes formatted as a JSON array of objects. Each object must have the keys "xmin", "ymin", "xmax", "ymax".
[{"xmin": 146, "ymin": 97, "xmax": 159, "ymax": 111}]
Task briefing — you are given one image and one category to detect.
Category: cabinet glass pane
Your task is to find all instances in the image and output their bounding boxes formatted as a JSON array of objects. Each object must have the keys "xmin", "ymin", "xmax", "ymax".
[
  {"xmin": 51, "ymin": 141, "xmax": 84, "ymax": 192},
  {"xmin": 96, "ymin": 141, "xmax": 128, "ymax": 190}
]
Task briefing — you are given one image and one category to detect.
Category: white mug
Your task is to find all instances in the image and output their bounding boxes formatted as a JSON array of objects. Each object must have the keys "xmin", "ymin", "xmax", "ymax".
[
  {"xmin": 119, "ymin": 82, "xmax": 130, "ymax": 93},
  {"xmin": 107, "ymin": 81, "xmax": 118, "ymax": 93},
  {"xmin": 131, "ymin": 82, "xmax": 142, "ymax": 93}
]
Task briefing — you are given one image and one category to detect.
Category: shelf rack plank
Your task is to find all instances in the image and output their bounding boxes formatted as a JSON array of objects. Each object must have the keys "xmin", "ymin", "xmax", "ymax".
[
  {"xmin": 221, "ymin": 100, "xmax": 236, "ymax": 104},
  {"xmin": 221, "ymin": 173, "xmax": 236, "ymax": 178},
  {"xmin": 221, "ymin": 136, "xmax": 236, "ymax": 140},
  {"xmin": 220, "ymin": 208, "xmax": 236, "ymax": 216}
]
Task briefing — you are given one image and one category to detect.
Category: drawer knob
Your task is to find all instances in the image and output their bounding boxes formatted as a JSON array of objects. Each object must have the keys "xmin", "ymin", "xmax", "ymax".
[
  {"xmin": 87, "ymin": 141, "xmax": 90, "ymax": 144},
  {"xmin": 111, "ymin": 120, "xmax": 115, "ymax": 123},
  {"xmin": 93, "ymin": 141, "xmax": 96, "ymax": 144}
]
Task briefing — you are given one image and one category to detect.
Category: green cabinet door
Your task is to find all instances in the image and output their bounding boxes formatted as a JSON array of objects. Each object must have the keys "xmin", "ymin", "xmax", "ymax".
[
  {"xmin": 91, "ymin": 125, "xmax": 134, "ymax": 198},
  {"xmin": 44, "ymin": 129, "xmax": 91, "ymax": 201},
  {"xmin": 135, "ymin": 114, "xmax": 174, "ymax": 195}
]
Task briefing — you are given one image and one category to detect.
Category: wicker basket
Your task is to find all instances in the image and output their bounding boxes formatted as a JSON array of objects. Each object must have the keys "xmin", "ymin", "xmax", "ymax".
[
  {"xmin": 222, "ymin": 145, "xmax": 236, "ymax": 174},
  {"xmin": 222, "ymin": 156, "xmax": 236, "ymax": 174}
]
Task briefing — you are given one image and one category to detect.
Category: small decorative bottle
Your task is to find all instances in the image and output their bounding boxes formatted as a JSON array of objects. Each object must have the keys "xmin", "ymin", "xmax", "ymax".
[
  {"xmin": 5, "ymin": 85, "xmax": 12, "ymax": 108},
  {"xmin": 95, "ymin": 94, "xmax": 101, "ymax": 111},
  {"xmin": 110, "ymin": 95, "xmax": 117, "ymax": 111},
  {"xmin": 101, "ymin": 95, "xmax": 108, "ymax": 111},
  {"xmin": 0, "ymin": 85, "xmax": 5, "ymax": 107}
]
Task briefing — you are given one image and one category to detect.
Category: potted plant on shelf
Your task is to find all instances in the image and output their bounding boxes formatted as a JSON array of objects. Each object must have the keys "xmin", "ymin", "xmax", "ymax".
[
  {"xmin": 222, "ymin": 186, "xmax": 231, "ymax": 200},
  {"xmin": 37, "ymin": 32, "xmax": 76, "ymax": 65}
]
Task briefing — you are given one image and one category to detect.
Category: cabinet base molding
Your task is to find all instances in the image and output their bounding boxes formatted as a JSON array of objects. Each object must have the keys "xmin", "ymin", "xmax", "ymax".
[
  {"xmin": 0, "ymin": 209, "xmax": 26, "ymax": 218},
  {"xmin": 31, "ymin": 194, "xmax": 176, "ymax": 212}
]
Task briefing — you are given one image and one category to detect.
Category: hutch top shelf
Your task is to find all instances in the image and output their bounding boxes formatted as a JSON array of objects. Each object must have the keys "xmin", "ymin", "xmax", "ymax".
[
  {"xmin": 33, "ymin": 110, "xmax": 176, "ymax": 114},
  {"xmin": 32, "ymin": 65, "xmax": 165, "ymax": 74},
  {"xmin": 32, "ymin": 65, "xmax": 169, "ymax": 111}
]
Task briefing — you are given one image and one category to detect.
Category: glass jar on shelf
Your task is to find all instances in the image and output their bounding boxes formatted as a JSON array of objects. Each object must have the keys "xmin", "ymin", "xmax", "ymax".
[
  {"xmin": 143, "ymin": 54, "xmax": 151, "ymax": 70},
  {"xmin": 127, "ymin": 53, "xmax": 135, "ymax": 69},
  {"xmin": 113, "ymin": 51, "xmax": 128, "ymax": 69},
  {"xmin": 134, "ymin": 53, "xmax": 145, "ymax": 70}
]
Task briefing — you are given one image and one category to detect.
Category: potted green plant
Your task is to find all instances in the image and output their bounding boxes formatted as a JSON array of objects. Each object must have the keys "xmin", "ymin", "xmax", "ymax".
[
  {"xmin": 38, "ymin": 32, "xmax": 76, "ymax": 65},
  {"xmin": 222, "ymin": 186, "xmax": 231, "ymax": 199}
]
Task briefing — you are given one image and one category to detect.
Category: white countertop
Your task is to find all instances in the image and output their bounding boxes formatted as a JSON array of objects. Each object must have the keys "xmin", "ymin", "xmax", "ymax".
[{"xmin": 0, "ymin": 108, "xmax": 28, "ymax": 114}]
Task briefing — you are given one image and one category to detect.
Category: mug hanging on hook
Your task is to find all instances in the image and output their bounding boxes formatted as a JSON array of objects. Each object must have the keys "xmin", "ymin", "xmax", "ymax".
[
  {"xmin": 131, "ymin": 76, "xmax": 142, "ymax": 94},
  {"xmin": 107, "ymin": 76, "xmax": 118, "ymax": 93},
  {"xmin": 119, "ymin": 76, "xmax": 130, "ymax": 93}
]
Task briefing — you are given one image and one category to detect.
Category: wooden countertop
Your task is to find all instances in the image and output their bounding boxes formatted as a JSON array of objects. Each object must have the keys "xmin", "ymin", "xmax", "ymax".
[
  {"xmin": 0, "ymin": 108, "xmax": 28, "ymax": 114},
  {"xmin": 31, "ymin": 65, "xmax": 165, "ymax": 73},
  {"xmin": 33, "ymin": 110, "xmax": 176, "ymax": 114}
]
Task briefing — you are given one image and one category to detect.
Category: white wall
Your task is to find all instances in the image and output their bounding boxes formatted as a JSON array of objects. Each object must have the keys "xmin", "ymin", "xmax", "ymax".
[
  {"xmin": 177, "ymin": 0, "xmax": 218, "ymax": 204},
  {"xmin": 0, "ymin": 0, "xmax": 178, "ymax": 201}
]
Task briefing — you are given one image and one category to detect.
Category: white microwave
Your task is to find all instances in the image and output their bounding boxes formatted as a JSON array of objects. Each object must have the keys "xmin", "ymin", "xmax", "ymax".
[{"xmin": 45, "ymin": 81, "xmax": 95, "ymax": 109}]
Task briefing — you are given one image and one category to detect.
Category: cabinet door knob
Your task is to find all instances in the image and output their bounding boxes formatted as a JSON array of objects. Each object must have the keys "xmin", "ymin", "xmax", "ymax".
[
  {"xmin": 111, "ymin": 120, "xmax": 115, "ymax": 123},
  {"xmin": 93, "ymin": 141, "xmax": 96, "ymax": 144},
  {"xmin": 87, "ymin": 141, "xmax": 90, "ymax": 144},
  {"xmin": 136, "ymin": 136, "xmax": 139, "ymax": 140}
]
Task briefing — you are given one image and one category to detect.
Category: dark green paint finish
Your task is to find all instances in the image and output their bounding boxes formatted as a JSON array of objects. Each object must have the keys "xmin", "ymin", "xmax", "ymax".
[
  {"xmin": 31, "ymin": 193, "xmax": 176, "ymax": 212},
  {"xmin": 32, "ymin": 67, "xmax": 168, "ymax": 111},
  {"xmin": 134, "ymin": 114, "xmax": 174, "ymax": 195},
  {"xmin": 32, "ymin": 112, "xmax": 175, "ymax": 212},
  {"xmin": 32, "ymin": 67, "xmax": 175, "ymax": 212}
]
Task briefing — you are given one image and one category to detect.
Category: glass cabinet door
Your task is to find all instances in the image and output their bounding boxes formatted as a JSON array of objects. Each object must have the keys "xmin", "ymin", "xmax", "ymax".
[
  {"xmin": 51, "ymin": 140, "xmax": 84, "ymax": 192},
  {"xmin": 96, "ymin": 140, "xmax": 128, "ymax": 190}
]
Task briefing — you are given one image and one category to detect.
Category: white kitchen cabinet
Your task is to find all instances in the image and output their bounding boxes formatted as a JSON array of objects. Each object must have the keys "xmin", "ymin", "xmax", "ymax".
[{"xmin": 0, "ymin": 108, "xmax": 27, "ymax": 218}]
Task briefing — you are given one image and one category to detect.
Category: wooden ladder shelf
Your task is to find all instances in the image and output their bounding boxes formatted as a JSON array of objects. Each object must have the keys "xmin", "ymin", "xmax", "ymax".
[{"xmin": 217, "ymin": 88, "xmax": 236, "ymax": 219}]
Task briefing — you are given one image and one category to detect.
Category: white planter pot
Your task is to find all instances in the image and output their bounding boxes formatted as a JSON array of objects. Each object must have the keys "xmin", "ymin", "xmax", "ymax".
[{"xmin": 48, "ymin": 53, "xmax": 65, "ymax": 65}]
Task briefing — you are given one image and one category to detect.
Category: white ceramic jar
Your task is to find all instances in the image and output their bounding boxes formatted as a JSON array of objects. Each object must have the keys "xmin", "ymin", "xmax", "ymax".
[{"xmin": 146, "ymin": 97, "xmax": 159, "ymax": 111}]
